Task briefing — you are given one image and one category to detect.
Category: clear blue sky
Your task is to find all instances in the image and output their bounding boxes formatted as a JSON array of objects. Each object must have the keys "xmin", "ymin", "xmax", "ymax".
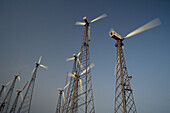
[{"xmin": 0, "ymin": 0, "xmax": 170, "ymax": 113}]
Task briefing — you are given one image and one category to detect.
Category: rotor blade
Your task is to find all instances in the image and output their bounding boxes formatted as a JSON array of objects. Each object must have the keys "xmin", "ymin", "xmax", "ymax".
[
  {"xmin": 77, "ymin": 48, "xmax": 84, "ymax": 57},
  {"xmin": 22, "ymin": 81, "xmax": 29, "ymax": 91},
  {"xmin": 77, "ymin": 59, "xmax": 84, "ymax": 68},
  {"xmin": 40, "ymin": 64, "xmax": 48, "ymax": 69},
  {"xmin": 80, "ymin": 63, "xmax": 95, "ymax": 76},
  {"xmin": 68, "ymin": 72, "xmax": 76, "ymax": 78},
  {"xmin": 17, "ymin": 76, "xmax": 21, "ymax": 81},
  {"xmin": 32, "ymin": 67, "xmax": 36, "ymax": 73},
  {"xmin": 77, "ymin": 52, "xmax": 81, "ymax": 57},
  {"xmin": 122, "ymin": 45, "xmax": 124, "ymax": 49},
  {"xmin": 66, "ymin": 57, "xmax": 74, "ymax": 61},
  {"xmin": 75, "ymin": 21, "xmax": 86, "ymax": 25},
  {"xmin": 79, "ymin": 79, "xmax": 83, "ymax": 94},
  {"xmin": 38, "ymin": 56, "xmax": 42, "ymax": 64},
  {"xmin": 20, "ymin": 93, "xmax": 23, "ymax": 101},
  {"xmin": 124, "ymin": 18, "xmax": 161, "ymax": 39},
  {"xmin": 6, "ymin": 80, "xmax": 12, "ymax": 86},
  {"xmin": 63, "ymin": 82, "xmax": 70, "ymax": 90},
  {"xmin": 90, "ymin": 14, "xmax": 107, "ymax": 23},
  {"xmin": 62, "ymin": 92, "xmax": 65, "ymax": 103}
]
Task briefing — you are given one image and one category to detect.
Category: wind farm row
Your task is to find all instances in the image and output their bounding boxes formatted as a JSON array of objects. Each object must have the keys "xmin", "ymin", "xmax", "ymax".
[{"xmin": 0, "ymin": 13, "xmax": 161, "ymax": 113}]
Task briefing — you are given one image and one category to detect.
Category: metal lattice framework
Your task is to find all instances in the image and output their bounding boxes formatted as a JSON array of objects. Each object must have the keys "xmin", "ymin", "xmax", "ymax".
[
  {"xmin": 9, "ymin": 91, "xmax": 22, "ymax": 113},
  {"xmin": 110, "ymin": 18, "xmax": 161, "ymax": 113},
  {"xmin": 63, "ymin": 14, "xmax": 107, "ymax": 113},
  {"xmin": 9, "ymin": 81, "xmax": 28, "ymax": 113},
  {"xmin": 17, "ymin": 66, "xmax": 37, "ymax": 113},
  {"xmin": 17, "ymin": 56, "xmax": 47, "ymax": 113},
  {"xmin": 0, "ymin": 74, "xmax": 20, "ymax": 113},
  {"xmin": 0, "ymin": 80, "xmax": 12, "ymax": 99},
  {"xmin": 0, "ymin": 85, "xmax": 5, "ymax": 99},
  {"xmin": 56, "ymin": 91, "xmax": 63, "ymax": 113},
  {"xmin": 114, "ymin": 40, "xmax": 137, "ymax": 113}
]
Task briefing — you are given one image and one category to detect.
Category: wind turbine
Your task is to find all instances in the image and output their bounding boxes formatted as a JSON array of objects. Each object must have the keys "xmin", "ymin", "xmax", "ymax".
[
  {"xmin": 75, "ymin": 14, "xmax": 107, "ymax": 45},
  {"xmin": 66, "ymin": 51, "xmax": 84, "ymax": 69},
  {"xmin": 56, "ymin": 82, "xmax": 70, "ymax": 113},
  {"xmin": 109, "ymin": 18, "xmax": 161, "ymax": 113},
  {"xmin": 17, "ymin": 56, "xmax": 47, "ymax": 113},
  {"xmin": 9, "ymin": 81, "xmax": 28, "ymax": 113},
  {"xmin": 65, "ymin": 14, "xmax": 107, "ymax": 113},
  {"xmin": 0, "ymin": 80, "xmax": 12, "ymax": 99},
  {"xmin": 64, "ymin": 52, "xmax": 81, "ymax": 113},
  {"xmin": 69, "ymin": 63, "xmax": 95, "ymax": 113},
  {"xmin": 0, "ymin": 73, "xmax": 21, "ymax": 113}
]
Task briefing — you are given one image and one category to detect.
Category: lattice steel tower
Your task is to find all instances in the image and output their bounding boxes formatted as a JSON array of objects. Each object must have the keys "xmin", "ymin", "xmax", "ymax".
[
  {"xmin": 9, "ymin": 81, "xmax": 28, "ymax": 113},
  {"xmin": 64, "ymin": 14, "xmax": 107, "ymax": 113},
  {"xmin": 109, "ymin": 18, "xmax": 161, "ymax": 113},
  {"xmin": 0, "ymin": 80, "xmax": 12, "ymax": 99},
  {"xmin": 64, "ymin": 53, "xmax": 79, "ymax": 113},
  {"xmin": 111, "ymin": 37, "xmax": 137, "ymax": 113},
  {"xmin": 17, "ymin": 56, "xmax": 47, "ymax": 113},
  {"xmin": 0, "ymin": 74, "xmax": 20, "ymax": 113}
]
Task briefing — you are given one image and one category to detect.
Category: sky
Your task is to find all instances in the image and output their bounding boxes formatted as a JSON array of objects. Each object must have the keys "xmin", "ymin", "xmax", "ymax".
[{"xmin": 0, "ymin": 0, "xmax": 170, "ymax": 113}]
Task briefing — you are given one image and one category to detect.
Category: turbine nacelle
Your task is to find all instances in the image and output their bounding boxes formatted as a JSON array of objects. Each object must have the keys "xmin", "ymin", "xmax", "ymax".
[
  {"xmin": 35, "ymin": 62, "xmax": 39, "ymax": 65},
  {"xmin": 110, "ymin": 18, "xmax": 161, "ymax": 40},
  {"xmin": 13, "ymin": 74, "xmax": 19, "ymax": 77},
  {"xmin": 16, "ymin": 89, "xmax": 22, "ymax": 92},
  {"xmin": 1, "ymin": 85, "xmax": 5, "ymax": 87},
  {"xmin": 110, "ymin": 31, "xmax": 122, "ymax": 40},
  {"xmin": 13, "ymin": 74, "xmax": 21, "ymax": 81},
  {"xmin": 57, "ymin": 88, "xmax": 63, "ymax": 92},
  {"xmin": 73, "ymin": 54, "xmax": 77, "ymax": 58},
  {"xmin": 83, "ymin": 16, "xmax": 89, "ymax": 25},
  {"xmin": 75, "ymin": 14, "xmax": 107, "ymax": 26}
]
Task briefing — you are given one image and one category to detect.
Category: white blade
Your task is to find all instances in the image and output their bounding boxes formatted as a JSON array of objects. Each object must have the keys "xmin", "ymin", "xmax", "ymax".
[
  {"xmin": 62, "ymin": 92, "xmax": 65, "ymax": 103},
  {"xmin": 20, "ymin": 93, "xmax": 23, "ymax": 101},
  {"xmin": 80, "ymin": 63, "xmax": 95, "ymax": 76},
  {"xmin": 77, "ymin": 59, "xmax": 84, "ymax": 68},
  {"xmin": 40, "ymin": 64, "xmax": 48, "ymax": 69},
  {"xmin": 17, "ymin": 76, "xmax": 21, "ymax": 81},
  {"xmin": 66, "ymin": 57, "xmax": 74, "ymax": 61},
  {"xmin": 6, "ymin": 80, "xmax": 12, "ymax": 86},
  {"xmin": 75, "ymin": 21, "xmax": 86, "ymax": 25},
  {"xmin": 79, "ymin": 79, "xmax": 83, "ymax": 94},
  {"xmin": 38, "ymin": 56, "xmax": 42, "ymax": 64},
  {"xmin": 68, "ymin": 72, "xmax": 76, "ymax": 78},
  {"xmin": 63, "ymin": 82, "xmax": 70, "ymax": 90},
  {"xmin": 90, "ymin": 14, "xmax": 107, "ymax": 23},
  {"xmin": 32, "ymin": 67, "xmax": 36, "ymax": 73},
  {"xmin": 124, "ymin": 18, "xmax": 161, "ymax": 39},
  {"xmin": 77, "ymin": 52, "xmax": 81, "ymax": 57},
  {"xmin": 122, "ymin": 45, "xmax": 124, "ymax": 49},
  {"xmin": 77, "ymin": 48, "xmax": 84, "ymax": 57}
]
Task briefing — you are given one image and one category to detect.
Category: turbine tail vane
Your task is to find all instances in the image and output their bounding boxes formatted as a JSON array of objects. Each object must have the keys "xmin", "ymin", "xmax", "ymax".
[{"xmin": 79, "ymin": 79, "xmax": 83, "ymax": 94}]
